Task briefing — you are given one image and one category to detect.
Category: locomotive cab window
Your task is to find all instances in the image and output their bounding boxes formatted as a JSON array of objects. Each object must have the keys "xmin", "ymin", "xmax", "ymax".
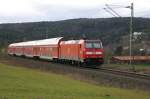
[
  {"xmin": 93, "ymin": 43, "xmax": 101, "ymax": 48},
  {"xmin": 85, "ymin": 41, "xmax": 102, "ymax": 48},
  {"xmin": 86, "ymin": 43, "xmax": 93, "ymax": 48}
]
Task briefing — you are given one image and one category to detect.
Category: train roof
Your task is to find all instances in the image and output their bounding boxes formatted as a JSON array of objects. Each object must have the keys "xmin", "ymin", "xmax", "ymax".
[
  {"xmin": 60, "ymin": 39, "xmax": 102, "ymax": 44},
  {"xmin": 60, "ymin": 40, "xmax": 84, "ymax": 44},
  {"xmin": 9, "ymin": 37, "xmax": 63, "ymax": 47}
]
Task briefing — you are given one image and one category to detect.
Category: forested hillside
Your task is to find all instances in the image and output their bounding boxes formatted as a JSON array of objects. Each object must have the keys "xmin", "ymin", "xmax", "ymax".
[{"xmin": 0, "ymin": 17, "xmax": 150, "ymax": 48}]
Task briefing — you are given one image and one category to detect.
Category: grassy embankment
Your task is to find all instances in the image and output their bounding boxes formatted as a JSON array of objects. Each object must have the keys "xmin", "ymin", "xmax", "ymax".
[{"xmin": 0, "ymin": 63, "xmax": 150, "ymax": 99}]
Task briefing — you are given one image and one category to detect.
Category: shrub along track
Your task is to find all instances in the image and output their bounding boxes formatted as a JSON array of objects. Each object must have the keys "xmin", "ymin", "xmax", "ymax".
[{"xmin": 0, "ymin": 54, "xmax": 150, "ymax": 91}]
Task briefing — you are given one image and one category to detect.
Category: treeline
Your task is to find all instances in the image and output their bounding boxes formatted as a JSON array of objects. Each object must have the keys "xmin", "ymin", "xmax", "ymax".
[{"xmin": 0, "ymin": 17, "xmax": 150, "ymax": 48}]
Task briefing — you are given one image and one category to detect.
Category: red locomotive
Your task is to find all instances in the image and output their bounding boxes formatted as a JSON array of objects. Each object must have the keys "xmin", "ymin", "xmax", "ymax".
[{"xmin": 8, "ymin": 37, "xmax": 104, "ymax": 67}]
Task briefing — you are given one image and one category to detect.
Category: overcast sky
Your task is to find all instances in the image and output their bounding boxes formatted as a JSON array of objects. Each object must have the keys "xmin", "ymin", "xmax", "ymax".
[{"xmin": 0, "ymin": 0, "xmax": 150, "ymax": 23}]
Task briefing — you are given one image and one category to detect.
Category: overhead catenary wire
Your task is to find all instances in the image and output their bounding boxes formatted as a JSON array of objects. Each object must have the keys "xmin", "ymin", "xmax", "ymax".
[
  {"xmin": 103, "ymin": 8, "xmax": 118, "ymax": 17},
  {"xmin": 105, "ymin": 4, "xmax": 122, "ymax": 17},
  {"xmin": 105, "ymin": 4, "xmax": 130, "ymax": 9}
]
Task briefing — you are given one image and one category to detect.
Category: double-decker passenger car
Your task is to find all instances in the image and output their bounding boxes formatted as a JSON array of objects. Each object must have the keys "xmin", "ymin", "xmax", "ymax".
[{"xmin": 8, "ymin": 37, "xmax": 63, "ymax": 59}]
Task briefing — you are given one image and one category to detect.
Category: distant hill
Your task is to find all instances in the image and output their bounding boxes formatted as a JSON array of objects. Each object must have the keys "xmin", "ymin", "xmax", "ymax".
[{"xmin": 0, "ymin": 17, "xmax": 150, "ymax": 48}]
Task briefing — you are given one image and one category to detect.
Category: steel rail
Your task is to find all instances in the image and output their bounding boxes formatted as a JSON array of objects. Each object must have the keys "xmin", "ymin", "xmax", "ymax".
[
  {"xmin": 98, "ymin": 67, "xmax": 150, "ymax": 80},
  {"xmin": 5, "ymin": 55, "xmax": 150, "ymax": 81}
]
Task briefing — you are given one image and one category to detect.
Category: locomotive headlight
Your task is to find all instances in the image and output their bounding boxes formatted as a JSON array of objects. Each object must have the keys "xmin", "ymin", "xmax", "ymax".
[
  {"xmin": 86, "ymin": 52, "xmax": 93, "ymax": 54},
  {"xmin": 95, "ymin": 52, "xmax": 103, "ymax": 54}
]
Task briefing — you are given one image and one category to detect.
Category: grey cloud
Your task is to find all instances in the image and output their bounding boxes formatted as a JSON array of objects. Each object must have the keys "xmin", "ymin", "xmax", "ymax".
[{"xmin": 0, "ymin": 0, "xmax": 150, "ymax": 23}]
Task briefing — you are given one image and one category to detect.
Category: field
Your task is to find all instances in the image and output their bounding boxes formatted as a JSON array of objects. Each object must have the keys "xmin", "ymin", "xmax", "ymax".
[{"xmin": 0, "ymin": 63, "xmax": 150, "ymax": 99}]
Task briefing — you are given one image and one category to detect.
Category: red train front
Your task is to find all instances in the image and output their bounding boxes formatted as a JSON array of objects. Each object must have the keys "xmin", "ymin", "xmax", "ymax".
[{"xmin": 83, "ymin": 40, "xmax": 104, "ymax": 65}]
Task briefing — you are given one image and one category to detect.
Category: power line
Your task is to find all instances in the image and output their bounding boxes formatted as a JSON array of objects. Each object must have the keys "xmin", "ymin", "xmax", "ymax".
[
  {"xmin": 106, "ymin": 4, "xmax": 130, "ymax": 8},
  {"xmin": 105, "ymin": 4, "xmax": 122, "ymax": 17},
  {"xmin": 103, "ymin": 8, "xmax": 118, "ymax": 17}
]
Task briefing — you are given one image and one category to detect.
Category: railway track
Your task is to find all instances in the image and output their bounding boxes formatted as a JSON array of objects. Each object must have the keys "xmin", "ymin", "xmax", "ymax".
[
  {"xmin": 2, "ymin": 54, "xmax": 150, "ymax": 81},
  {"xmin": 1, "ymin": 54, "xmax": 150, "ymax": 90},
  {"xmin": 99, "ymin": 68, "xmax": 150, "ymax": 81},
  {"xmin": 74, "ymin": 65, "xmax": 150, "ymax": 82}
]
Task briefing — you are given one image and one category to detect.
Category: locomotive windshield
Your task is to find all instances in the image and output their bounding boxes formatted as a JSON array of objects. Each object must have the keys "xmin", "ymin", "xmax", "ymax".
[{"xmin": 85, "ymin": 41, "xmax": 102, "ymax": 48}]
